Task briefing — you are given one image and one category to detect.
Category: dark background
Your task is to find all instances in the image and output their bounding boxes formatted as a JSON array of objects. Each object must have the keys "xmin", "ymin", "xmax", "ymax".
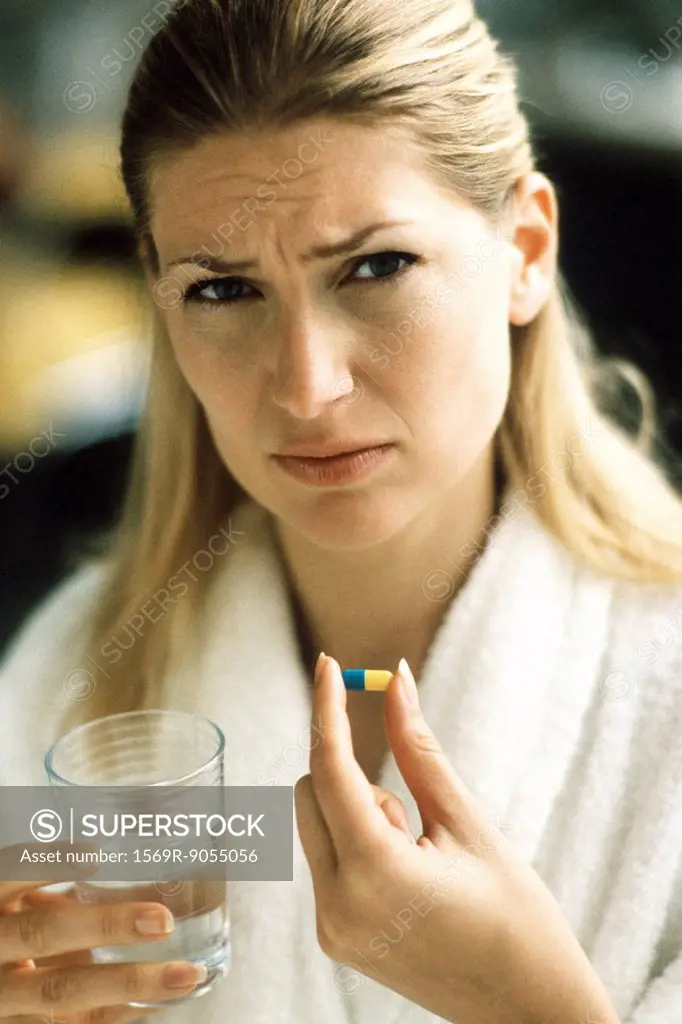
[{"xmin": 1, "ymin": 0, "xmax": 681, "ymax": 654}]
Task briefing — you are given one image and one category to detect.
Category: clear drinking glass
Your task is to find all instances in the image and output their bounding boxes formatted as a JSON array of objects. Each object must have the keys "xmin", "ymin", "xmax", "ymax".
[{"xmin": 44, "ymin": 709, "xmax": 229, "ymax": 1006}]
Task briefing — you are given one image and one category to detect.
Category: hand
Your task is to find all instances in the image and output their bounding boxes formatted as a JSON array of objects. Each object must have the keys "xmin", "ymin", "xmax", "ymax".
[
  {"xmin": 295, "ymin": 655, "xmax": 619, "ymax": 1024},
  {"xmin": 0, "ymin": 861, "xmax": 206, "ymax": 1023}
]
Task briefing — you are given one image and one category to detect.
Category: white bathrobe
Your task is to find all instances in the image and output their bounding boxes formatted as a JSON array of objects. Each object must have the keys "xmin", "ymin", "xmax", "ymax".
[{"xmin": 1, "ymin": 495, "xmax": 681, "ymax": 1023}]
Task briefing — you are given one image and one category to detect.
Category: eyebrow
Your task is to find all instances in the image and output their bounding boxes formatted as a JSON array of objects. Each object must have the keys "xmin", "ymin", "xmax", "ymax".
[{"xmin": 165, "ymin": 220, "xmax": 415, "ymax": 274}]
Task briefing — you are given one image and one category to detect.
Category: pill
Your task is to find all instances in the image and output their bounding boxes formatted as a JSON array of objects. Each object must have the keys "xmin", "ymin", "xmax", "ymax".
[{"xmin": 342, "ymin": 669, "xmax": 394, "ymax": 692}]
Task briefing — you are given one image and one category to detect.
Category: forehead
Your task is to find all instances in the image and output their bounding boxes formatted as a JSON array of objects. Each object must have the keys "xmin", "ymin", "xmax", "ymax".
[{"xmin": 148, "ymin": 118, "xmax": 460, "ymax": 254}]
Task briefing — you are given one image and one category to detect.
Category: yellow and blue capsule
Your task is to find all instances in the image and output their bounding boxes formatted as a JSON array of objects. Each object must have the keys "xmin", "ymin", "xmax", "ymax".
[{"xmin": 342, "ymin": 669, "xmax": 393, "ymax": 692}]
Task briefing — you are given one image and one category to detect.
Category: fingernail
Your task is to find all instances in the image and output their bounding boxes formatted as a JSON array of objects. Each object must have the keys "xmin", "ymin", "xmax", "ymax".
[
  {"xmin": 398, "ymin": 658, "xmax": 419, "ymax": 707},
  {"xmin": 314, "ymin": 651, "xmax": 326, "ymax": 686},
  {"xmin": 326, "ymin": 655, "xmax": 344, "ymax": 694},
  {"xmin": 162, "ymin": 962, "xmax": 208, "ymax": 989},
  {"xmin": 135, "ymin": 907, "xmax": 174, "ymax": 935}
]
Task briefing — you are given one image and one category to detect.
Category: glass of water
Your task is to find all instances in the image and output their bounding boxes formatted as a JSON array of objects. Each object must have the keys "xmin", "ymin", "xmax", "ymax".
[{"xmin": 44, "ymin": 709, "xmax": 229, "ymax": 1006}]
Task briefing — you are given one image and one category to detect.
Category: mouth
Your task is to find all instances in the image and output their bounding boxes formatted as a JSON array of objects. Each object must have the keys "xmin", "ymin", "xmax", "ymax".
[{"xmin": 271, "ymin": 444, "xmax": 395, "ymax": 486}]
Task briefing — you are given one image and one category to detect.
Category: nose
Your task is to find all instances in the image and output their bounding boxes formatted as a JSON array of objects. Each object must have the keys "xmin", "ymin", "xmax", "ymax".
[{"xmin": 268, "ymin": 304, "xmax": 356, "ymax": 420}]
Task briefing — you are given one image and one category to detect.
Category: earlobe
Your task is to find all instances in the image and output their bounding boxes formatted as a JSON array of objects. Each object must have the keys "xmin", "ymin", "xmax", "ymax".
[{"xmin": 509, "ymin": 264, "xmax": 551, "ymax": 326}]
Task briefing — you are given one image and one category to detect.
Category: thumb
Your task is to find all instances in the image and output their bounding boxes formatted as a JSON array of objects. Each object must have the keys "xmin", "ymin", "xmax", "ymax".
[{"xmin": 385, "ymin": 659, "xmax": 488, "ymax": 847}]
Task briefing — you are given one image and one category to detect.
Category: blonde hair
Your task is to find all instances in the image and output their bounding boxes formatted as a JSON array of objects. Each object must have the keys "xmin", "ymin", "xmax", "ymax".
[{"xmin": 61, "ymin": 0, "xmax": 682, "ymax": 736}]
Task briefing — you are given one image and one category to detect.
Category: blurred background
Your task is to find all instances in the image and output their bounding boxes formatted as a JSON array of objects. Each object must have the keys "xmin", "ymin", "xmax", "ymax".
[{"xmin": 1, "ymin": 0, "xmax": 681, "ymax": 654}]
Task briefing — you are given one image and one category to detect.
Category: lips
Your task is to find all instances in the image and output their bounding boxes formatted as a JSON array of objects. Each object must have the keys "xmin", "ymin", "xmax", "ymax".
[
  {"xmin": 274, "ymin": 441, "xmax": 391, "ymax": 459},
  {"xmin": 272, "ymin": 443, "xmax": 395, "ymax": 486}
]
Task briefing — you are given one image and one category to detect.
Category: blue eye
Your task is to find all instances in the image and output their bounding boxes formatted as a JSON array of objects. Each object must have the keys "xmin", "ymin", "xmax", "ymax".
[
  {"xmin": 183, "ymin": 278, "xmax": 250, "ymax": 304},
  {"xmin": 181, "ymin": 250, "xmax": 420, "ymax": 307},
  {"xmin": 350, "ymin": 251, "xmax": 419, "ymax": 283}
]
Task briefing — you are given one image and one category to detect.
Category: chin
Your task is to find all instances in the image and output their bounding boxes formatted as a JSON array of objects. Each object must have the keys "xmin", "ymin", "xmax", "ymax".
[{"xmin": 281, "ymin": 491, "xmax": 411, "ymax": 552}]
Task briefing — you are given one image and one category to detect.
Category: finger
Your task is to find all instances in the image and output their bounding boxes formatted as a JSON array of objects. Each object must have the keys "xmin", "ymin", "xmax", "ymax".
[
  {"xmin": 370, "ymin": 785, "xmax": 416, "ymax": 843},
  {"xmin": 309, "ymin": 656, "xmax": 384, "ymax": 853},
  {"xmin": 0, "ymin": 900, "xmax": 174, "ymax": 964},
  {"xmin": 0, "ymin": 880, "xmax": 76, "ymax": 908},
  {"xmin": 294, "ymin": 774, "xmax": 336, "ymax": 879},
  {"xmin": 5, "ymin": 1005, "xmax": 165, "ymax": 1024},
  {"xmin": 0, "ymin": 960, "xmax": 207, "ymax": 1015},
  {"xmin": 3, "ymin": 890, "xmax": 80, "ymax": 968},
  {"xmin": 16, "ymin": 890, "xmax": 79, "ymax": 921},
  {"xmin": 3, "ymin": 898, "xmax": 26, "ymax": 914},
  {"xmin": 384, "ymin": 660, "xmax": 488, "ymax": 845},
  {"xmin": 74, "ymin": 1004, "xmax": 166, "ymax": 1024},
  {"xmin": 101, "ymin": 1007, "xmax": 166, "ymax": 1024},
  {"xmin": 22, "ymin": 889, "xmax": 79, "ymax": 908},
  {"xmin": 0, "ymin": 847, "xmax": 97, "ymax": 905},
  {"xmin": 18, "ymin": 889, "xmax": 89, "ymax": 960}
]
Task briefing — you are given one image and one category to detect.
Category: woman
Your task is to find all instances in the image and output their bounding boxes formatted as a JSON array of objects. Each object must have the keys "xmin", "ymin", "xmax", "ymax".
[{"xmin": 1, "ymin": 0, "xmax": 682, "ymax": 1021}]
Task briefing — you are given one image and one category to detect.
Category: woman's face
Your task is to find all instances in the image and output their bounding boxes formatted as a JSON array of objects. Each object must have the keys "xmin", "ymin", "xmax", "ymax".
[{"xmin": 147, "ymin": 117, "xmax": 554, "ymax": 550}]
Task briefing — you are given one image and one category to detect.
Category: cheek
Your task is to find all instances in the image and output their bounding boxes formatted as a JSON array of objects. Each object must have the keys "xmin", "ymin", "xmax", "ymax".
[
  {"xmin": 394, "ymin": 285, "xmax": 509, "ymax": 396},
  {"xmin": 167, "ymin": 318, "xmax": 247, "ymax": 399},
  {"xmin": 434, "ymin": 262, "xmax": 512, "ymax": 402},
  {"xmin": 383, "ymin": 272, "xmax": 511, "ymax": 457},
  {"xmin": 166, "ymin": 321, "xmax": 259, "ymax": 436}
]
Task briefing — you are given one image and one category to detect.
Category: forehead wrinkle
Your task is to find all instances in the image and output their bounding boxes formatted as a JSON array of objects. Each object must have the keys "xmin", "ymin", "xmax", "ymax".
[
  {"xmin": 159, "ymin": 154, "xmax": 325, "ymax": 211},
  {"xmin": 259, "ymin": 208, "xmax": 330, "ymax": 273},
  {"xmin": 200, "ymin": 159, "xmax": 322, "ymax": 186},
  {"xmin": 154, "ymin": 172, "xmax": 333, "ymax": 248},
  {"xmin": 166, "ymin": 189, "xmax": 341, "ymax": 268},
  {"xmin": 151, "ymin": 118, "xmax": 424, "ymax": 217}
]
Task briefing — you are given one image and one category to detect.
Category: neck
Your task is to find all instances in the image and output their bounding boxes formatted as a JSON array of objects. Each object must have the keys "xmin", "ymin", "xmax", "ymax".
[{"xmin": 271, "ymin": 446, "xmax": 503, "ymax": 683}]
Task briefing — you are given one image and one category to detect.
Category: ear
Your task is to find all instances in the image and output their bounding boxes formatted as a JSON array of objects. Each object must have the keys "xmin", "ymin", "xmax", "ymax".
[{"xmin": 507, "ymin": 172, "xmax": 559, "ymax": 326}]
